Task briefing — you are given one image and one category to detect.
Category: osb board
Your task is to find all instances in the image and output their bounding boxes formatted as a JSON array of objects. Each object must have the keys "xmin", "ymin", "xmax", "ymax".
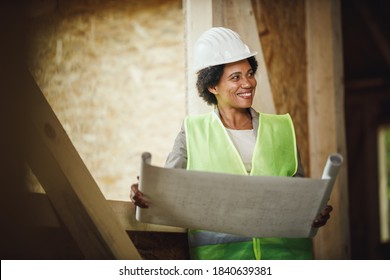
[
  {"xmin": 252, "ymin": 0, "xmax": 309, "ymax": 175},
  {"xmin": 128, "ymin": 231, "xmax": 189, "ymax": 260},
  {"xmin": 27, "ymin": 0, "xmax": 185, "ymax": 200}
]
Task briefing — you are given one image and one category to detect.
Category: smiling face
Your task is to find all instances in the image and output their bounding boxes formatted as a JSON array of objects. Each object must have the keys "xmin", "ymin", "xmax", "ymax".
[{"xmin": 208, "ymin": 59, "xmax": 257, "ymax": 111}]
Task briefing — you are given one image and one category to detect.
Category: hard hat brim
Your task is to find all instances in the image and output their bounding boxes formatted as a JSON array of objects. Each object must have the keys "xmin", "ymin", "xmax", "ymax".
[{"xmin": 193, "ymin": 51, "xmax": 258, "ymax": 73}]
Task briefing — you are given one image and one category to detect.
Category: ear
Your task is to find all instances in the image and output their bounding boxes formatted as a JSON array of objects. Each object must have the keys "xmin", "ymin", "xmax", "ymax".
[{"xmin": 208, "ymin": 86, "xmax": 218, "ymax": 95}]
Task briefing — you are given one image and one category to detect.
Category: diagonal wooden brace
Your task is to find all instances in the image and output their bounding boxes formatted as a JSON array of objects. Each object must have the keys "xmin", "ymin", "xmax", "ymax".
[{"xmin": 24, "ymin": 72, "xmax": 141, "ymax": 260}]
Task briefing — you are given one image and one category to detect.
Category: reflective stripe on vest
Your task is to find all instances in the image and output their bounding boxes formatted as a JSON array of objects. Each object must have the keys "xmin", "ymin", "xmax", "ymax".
[
  {"xmin": 185, "ymin": 111, "xmax": 313, "ymax": 260},
  {"xmin": 188, "ymin": 230, "xmax": 252, "ymax": 247}
]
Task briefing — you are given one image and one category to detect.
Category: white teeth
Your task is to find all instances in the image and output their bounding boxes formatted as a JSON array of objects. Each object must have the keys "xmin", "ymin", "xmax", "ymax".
[{"xmin": 238, "ymin": 93, "xmax": 252, "ymax": 97}]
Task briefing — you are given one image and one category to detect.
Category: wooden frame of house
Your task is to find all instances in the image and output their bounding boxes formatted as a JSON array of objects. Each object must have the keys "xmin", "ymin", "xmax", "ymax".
[{"xmin": 2, "ymin": 0, "xmax": 351, "ymax": 259}]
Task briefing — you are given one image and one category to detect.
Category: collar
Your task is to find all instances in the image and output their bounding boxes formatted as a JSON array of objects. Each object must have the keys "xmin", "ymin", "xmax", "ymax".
[{"xmin": 212, "ymin": 107, "xmax": 259, "ymax": 132}]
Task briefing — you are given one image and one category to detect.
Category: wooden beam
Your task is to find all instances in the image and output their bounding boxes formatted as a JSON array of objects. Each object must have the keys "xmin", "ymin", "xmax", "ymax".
[
  {"xmin": 212, "ymin": 0, "xmax": 275, "ymax": 114},
  {"xmin": 355, "ymin": 0, "xmax": 390, "ymax": 67},
  {"xmin": 24, "ymin": 72, "xmax": 141, "ymax": 259},
  {"xmin": 251, "ymin": 0, "xmax": 310, "ymax": 174},
  {"xmin": 110, "ymin": 200, "xmax": 185, "ymax": 233},
  {"xmin": 306, "ymin": 0, "xmax": 350, "ymax": 259},
  {"xmin": 378, "ymin": 127, "xmax": 390, "ymax": 243},
  {"xmin": 184, "ymin": 0, "xmax": 213, "ymax": 115},
  {"xmin": 23, "ymin": 192, "xmax": 186, "ymax": 233},
  {"xmin": 346, "ymin": 77, "xmax": 386, "ymax": 91},
  {"xmin": 184, "ymin": 0, "xmax": 275, "ymax": 114}
]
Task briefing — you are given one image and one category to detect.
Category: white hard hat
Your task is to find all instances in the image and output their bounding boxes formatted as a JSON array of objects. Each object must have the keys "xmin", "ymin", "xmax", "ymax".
[{"xmin": 193, "ymin": 27, "xmax": 257, "ymax": 72}]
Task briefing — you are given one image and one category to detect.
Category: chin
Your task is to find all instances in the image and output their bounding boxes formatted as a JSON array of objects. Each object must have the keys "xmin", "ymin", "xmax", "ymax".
[{"xmin": 241, "ymin": 102, "xmax": 253, "ymax": 108}]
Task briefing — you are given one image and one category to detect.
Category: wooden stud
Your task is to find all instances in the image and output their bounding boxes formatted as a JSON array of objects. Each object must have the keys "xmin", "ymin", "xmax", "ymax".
[
  {"xmin": 306, "ymin": 0, "xmax": 350, "ymax": 259},
  {"xmin": 184, "ymin": 0, "xmax": 275, "ymax": 115},
  {"xmin": 212, "ymin": 0, "xmax": 275, "ymax": 114},
  {"xmin": 184, "ymin": 0, "xmax": 214, "ymax": 115}
]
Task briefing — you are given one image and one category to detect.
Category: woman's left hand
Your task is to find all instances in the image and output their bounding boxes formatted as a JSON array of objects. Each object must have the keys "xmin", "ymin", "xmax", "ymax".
[{"xmin": 312, "ymin": 205, "xmax": 333, "ymax": 228}]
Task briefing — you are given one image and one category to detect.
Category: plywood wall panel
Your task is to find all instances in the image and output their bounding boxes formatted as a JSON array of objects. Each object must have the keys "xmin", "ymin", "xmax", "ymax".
[
  {"xmin": 28, "ymin": 0, "xmax": 185, "ymax": 200},
  {"xmin": 251, "ymin": 0, "xmax": 309, "ymax": 174}
]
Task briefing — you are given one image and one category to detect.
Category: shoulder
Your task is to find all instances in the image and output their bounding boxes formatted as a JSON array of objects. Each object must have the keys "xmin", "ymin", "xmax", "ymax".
[
  {"xmin": 185, "ymin": 111, "xmax": 215, "ymax": 127},
  {"xmin": 259, "ymin": 112, "xmax": 294, "ymax": 125},
  {"xmin": 259, "ymin": 112, "xmax": 291, "ymax": 119},
  {"xmin": 185, "ymin": 111, "xmax": 214, "ymax": 121}
]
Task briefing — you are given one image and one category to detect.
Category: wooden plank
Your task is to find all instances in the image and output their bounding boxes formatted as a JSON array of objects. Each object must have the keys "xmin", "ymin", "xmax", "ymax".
[
  {"xmin": 355, "ymin": 0, "xmax": 390, "ymax": 67},
  {"xmin": 24, "ymin": 72, "xmax": 141, "ymax": 259},
  {"xmin": 111, "ymin": 200, "xmax": 186, "ymax": 233},
  {"xmin": 306, "ymin": 0, "xmax": 350, "ymax": 259},
  {"xmin": 378, "ymin": 127, "xmax": 390, "ymax": 243},
  {"xmin": 184, "ymin": 0, "xmax": 213, "ymax": 115},
  {"xmin": 23, "ymin": 192, "xmax": 187, "ymax": 233},
  {"xmin": 184, "ymin": 0, "xmax": 275, "ymax": 114},
  {"xmin": 251, "ymin": 0, "xmax": 310, "ymax": 175},
  {"xmin": 212, "ymin": 0, "xmax": 275, "ymax": 114}
]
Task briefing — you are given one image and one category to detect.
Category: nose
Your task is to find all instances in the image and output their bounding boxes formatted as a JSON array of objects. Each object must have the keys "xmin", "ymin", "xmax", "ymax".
[{"xmin": 241, "ymin": 76, "xmax": 256, "ymax": 88}]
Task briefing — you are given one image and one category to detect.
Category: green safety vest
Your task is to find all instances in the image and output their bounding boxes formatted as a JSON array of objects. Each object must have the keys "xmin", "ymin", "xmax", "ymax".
[{"xmin": 184, "ymin": 111, "xmax": 313, "ymax": 260}]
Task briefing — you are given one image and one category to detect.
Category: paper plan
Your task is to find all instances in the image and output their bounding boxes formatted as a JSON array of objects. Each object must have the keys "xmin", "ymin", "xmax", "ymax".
[{"xmin": 136, "ymin": 153, "xmax": 343, "ymax": 238}]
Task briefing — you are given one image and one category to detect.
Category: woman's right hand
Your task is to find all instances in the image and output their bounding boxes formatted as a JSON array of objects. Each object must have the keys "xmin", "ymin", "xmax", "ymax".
[{"xmin": 130, "ymin": 177, "xmax": 149, "ymax": 208}]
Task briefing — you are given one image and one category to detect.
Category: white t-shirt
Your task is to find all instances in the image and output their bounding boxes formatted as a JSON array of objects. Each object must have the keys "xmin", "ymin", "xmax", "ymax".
[{"xmin": 226, "ymin": 128, "xmax": 256, "ymax": 173}]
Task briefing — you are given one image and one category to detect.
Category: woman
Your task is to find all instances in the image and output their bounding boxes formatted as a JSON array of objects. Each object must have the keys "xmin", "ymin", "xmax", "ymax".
[{"xmin": 131, "ymin": 27, "xmax": 332, "ymax": 260}]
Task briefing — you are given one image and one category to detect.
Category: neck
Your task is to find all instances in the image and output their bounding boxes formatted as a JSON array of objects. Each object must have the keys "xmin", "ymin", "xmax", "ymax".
[{"xmin": 218, "ymin": 107, "xmax": 253, "ymax": 130}]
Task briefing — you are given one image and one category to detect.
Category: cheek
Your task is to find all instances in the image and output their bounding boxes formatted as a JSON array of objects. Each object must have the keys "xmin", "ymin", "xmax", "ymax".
[{"xmin": 251, "ymin": 79, "xmax": 257, "ymax": 87}]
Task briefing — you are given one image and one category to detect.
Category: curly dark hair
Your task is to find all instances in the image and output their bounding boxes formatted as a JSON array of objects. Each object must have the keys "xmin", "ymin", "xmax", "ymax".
[{"xmin": 196, "ymin": 56, "xmax": 258, "ymax": 105}]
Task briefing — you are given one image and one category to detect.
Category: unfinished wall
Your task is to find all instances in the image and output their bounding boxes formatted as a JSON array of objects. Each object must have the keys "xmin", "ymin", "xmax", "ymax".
[
  {"xmin": 346, "ymin": 93, "xmax": 390, "ymax": 259},
  {"xmin": 27, "ymin": 0, "xmax": 310, "ymax": 198},
  {"xmin": 28, "ymin": 0, "xmax": 185, "ymax": 200},
  {"xmin": 252, "ymin": 0, "xmax": 309, "ymax": 174}
]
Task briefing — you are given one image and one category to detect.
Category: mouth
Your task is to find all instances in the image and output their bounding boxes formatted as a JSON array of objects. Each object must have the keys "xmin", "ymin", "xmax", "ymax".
[{"xmin": 237, "ymin": 92, "xmax": 253, "ymax": 98}]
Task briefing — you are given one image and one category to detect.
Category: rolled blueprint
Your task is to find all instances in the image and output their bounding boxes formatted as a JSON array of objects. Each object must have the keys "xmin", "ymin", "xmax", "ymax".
[
  {"xmin": 308, "ymin": 153, "xmax": 343, "ymax": 237},
  {"xmin": 320, "ymin": 153, "xmax": 344, "ymax": 208},
  {"xmin": 322, "ymin": 153, "xmax": 343, "ymax": 186}
]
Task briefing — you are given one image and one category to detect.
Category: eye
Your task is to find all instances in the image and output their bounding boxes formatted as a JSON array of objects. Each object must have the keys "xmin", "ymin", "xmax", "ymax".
[{"xmin": 230, "ymin": 75, "xmax": 240, "ymax": 81}]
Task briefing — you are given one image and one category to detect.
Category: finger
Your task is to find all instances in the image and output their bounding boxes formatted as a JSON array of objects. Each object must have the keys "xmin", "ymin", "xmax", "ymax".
[
  {"xmin": 131, "ymin": 183, "xmax": 139, "ymax": 192},
  {"xmin": 133, "ymin": 190, "xmax": 149, "ymax": 206},
  {"xmin": 129, "ymin": 186, "xmax": 137, "ymax": 201},
  {"xmin": 134, "ymin": 199, "xmax": 149, "ymax": 208},
  {"xmin": 312, "ymin": 219, "xmax": 326, "ymax": 228},
  {"xmin": 130, "ymin": 191, "xmax": 140, "ymax": 203},
  {"xmin": 134, "ymin": 191, "xmax": 145, "ymax": 200},
  {"xmin": 130, "ymin": 193, "xmax": 139, "ymax": 203},
  {"xmin": 313, "ymin": 221, "xmax": 324, "ymax": 228},
  {"xmin": 325, "ymin": 205, "xmax": 333, "ymax": 213},
  {"xmin": 312, "ymin": 213, "xmax": 331, "ymax": 228},
  {"xmin": 319, "ymin": 205, "xmax": 333, "ymax": 217},
  {"xmin": 130, "ymin": 186, "xmax": 142, "ymax": 203},
  {"xmin": 322, "ymin": 205, "xmax": 333, "ymax": 214}
]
